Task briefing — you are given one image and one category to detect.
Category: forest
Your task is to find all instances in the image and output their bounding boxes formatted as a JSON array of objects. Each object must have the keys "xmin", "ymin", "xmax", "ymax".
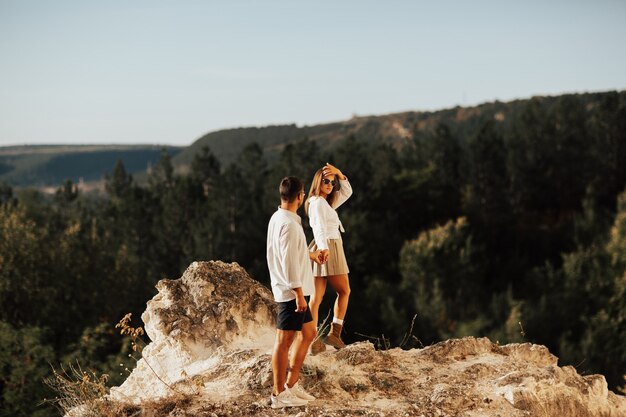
[{"xmin": 1, "ymin": 91, "xmax": 625, "ymax": 416}]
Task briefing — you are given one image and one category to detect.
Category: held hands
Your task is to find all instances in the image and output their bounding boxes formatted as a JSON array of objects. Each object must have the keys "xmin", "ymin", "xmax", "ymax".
[
  {"xmin": 323, "ymin": 163, "xmax": 346, "ymax": 180},
  {"xmin": 310, "ymin": 249, "xmax": 329, "ymax": 265}
]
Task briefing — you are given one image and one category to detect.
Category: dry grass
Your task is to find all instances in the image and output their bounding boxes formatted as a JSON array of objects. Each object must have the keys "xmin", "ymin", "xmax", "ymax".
[
  {"xmin": 44, "ymin": 360, "xmax": 193, "ymax": 417},
  {"xmin": 43, "ymin": 362, "xmax": 122, "ymax": 417},
  {"xmin": 44, "ymin": 313, "xmax": 188, "ymax": 416}
]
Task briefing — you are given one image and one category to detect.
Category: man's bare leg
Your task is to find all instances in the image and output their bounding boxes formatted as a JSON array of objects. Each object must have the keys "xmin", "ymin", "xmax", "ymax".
[
  {"xmin": 272, "ymin": 330, "xmax": 296, "ymax": 395},
  {"xmin": 286, "ymin": 321, "xmax": 316, "ymax": 387}
]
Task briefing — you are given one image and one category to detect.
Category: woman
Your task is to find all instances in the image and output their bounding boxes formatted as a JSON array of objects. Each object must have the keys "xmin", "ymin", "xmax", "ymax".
[{"xmin": 306, "ymin": 162, "xmax": 353, "ymax": 354}]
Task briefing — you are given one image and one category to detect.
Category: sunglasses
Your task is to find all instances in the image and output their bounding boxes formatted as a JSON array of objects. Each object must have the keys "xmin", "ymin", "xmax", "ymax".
[{"xmin": 322, "ymin": 178, "xmax": 336, "ymax": 186}]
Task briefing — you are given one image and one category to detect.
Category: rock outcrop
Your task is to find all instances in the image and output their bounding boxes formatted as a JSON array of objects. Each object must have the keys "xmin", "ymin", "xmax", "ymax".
[{"xmin": 108, "ymin": 261, "xmax": 626, "ymax": 416}]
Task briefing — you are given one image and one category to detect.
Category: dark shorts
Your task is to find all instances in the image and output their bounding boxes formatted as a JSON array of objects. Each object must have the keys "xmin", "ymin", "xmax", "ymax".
[{"xmin": 276, "ymin": 298, "xmax": 313, "ymax": 331}]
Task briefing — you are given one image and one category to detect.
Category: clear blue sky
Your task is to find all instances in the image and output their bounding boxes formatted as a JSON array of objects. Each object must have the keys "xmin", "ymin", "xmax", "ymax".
[{"xmin": 1, "ymin": 0, "xmax": 625, "ymax": 146}]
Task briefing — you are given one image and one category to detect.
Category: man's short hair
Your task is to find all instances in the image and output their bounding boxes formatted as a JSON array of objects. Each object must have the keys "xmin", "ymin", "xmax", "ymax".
[{"xmin": 279, "ymin": 176, "xmax": 303, "ymax": 202}]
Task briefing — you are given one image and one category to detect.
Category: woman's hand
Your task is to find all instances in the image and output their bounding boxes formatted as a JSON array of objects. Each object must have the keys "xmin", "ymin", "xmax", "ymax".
[
  {"xmin": 310, "ymin": 249, "xmax": 329, "ymax": 265},
  {"xmin": 319, "ymin": 249, "xmax": 329, "ymax": 264},
  {"xmin": 323, "ymin": 163, "xmax": 346, "ymax": 180}
]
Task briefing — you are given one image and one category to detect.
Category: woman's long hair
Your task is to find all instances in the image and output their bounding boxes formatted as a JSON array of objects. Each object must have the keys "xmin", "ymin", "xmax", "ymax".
[{"xmin": 305, "ymin": 167, "xmax": 339, "ymax": 215}]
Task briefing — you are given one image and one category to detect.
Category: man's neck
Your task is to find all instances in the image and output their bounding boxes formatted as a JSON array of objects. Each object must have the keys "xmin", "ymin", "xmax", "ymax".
[{"xmin": 280, "ymin": 201, "xmax": 299, "ymax": 213}]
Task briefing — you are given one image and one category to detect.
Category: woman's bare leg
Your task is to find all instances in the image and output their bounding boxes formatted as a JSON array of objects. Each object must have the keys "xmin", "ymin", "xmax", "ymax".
[
  {"xmin": 324, "ymin": 274, "xmax": 350, "ymax": 348},
  {"xmin": 326, "ymin": 274, "xmax": 350, "ymax": 320},
  {"xmin": 308, "ymin": 276, "xmax": 327, "ymax": 330}
]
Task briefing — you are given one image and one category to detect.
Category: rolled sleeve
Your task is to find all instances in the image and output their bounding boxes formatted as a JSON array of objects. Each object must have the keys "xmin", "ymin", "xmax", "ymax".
[{"xmin": 332, "ymin": 179, "xmax": 353, "ymax": 209}]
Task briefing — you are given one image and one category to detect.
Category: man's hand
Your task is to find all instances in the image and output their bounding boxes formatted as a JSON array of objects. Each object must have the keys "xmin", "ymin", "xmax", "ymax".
[
  {"xmin": 310, "ymin": 249, "xmax": 329, "ymax": 265},
  {"xmin": 295, "ymin": 294, "xmax": 307, "ymax": 313}
]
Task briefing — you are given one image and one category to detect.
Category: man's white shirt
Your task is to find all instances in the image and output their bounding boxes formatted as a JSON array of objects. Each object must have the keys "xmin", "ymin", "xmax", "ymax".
[{"xmin": 266, "ymin": 207, "xmax": 314, "ymax": 302}]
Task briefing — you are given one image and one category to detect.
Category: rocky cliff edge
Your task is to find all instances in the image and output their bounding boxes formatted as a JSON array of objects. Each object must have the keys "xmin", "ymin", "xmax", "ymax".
[{"xmin": 101, "ymin": 261, "xmax": 626, "ymax": 417}]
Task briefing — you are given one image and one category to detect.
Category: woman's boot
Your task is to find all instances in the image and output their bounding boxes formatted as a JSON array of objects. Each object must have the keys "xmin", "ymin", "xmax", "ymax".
[{"xmin": 325, "ymin": 323, "xmax": 346, "ymax": 349}]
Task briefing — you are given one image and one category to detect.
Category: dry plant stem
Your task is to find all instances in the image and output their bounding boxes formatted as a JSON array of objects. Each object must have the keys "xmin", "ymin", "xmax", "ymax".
[
  {"xmin": 411, "ymin": 335, "xmax": 424, "ymax": 348},
  {"xmin": 358, "ymin": 315, "xmax": 424, "ymax": 350},
  {"xmin": 43, "ymin": 361, "xmax": 110, "ymax": 415},
  {"xmin": 315, "ymin": 309, "xmax": 332, "ymax": 342},
  {"xmin": 354, "ymin": 332, "xmax": 390, "ymax": 350},
  {"xmin": 399, "ymin": 314, "xmax": 418, "ymax": 348},
  {"xmin": 140, "ymin": 356, "xmax": 183, "ymax": 395},
  {"xmin": 116, "ymin": 313, "xmax": 182, "ymax": 395}
]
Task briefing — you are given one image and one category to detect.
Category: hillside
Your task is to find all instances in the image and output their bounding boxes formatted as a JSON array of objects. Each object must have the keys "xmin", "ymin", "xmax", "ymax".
[
  {"xmin": 0, "ymin": 145, "xmax": 182, "ymax": 188},
  {"xmin": 172, "ymin": 90, "xmax": 625, "ymax": 171},
  {"xmin": 2, "ymin": 90, "xmax": 623, "ymax": 189}
]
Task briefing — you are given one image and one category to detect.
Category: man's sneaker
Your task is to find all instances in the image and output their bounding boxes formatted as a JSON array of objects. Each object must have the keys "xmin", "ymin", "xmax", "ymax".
[
  {"xmin": 270, "ymin": 387, "xmax": 308, "ymax": 409},
  {"xmin": 286, "ymin": 381, "xmax": 316, "ymax": 401}
]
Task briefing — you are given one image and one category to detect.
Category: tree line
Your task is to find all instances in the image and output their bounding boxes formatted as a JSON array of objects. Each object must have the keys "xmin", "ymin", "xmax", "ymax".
[{"xmin": 1, "ymin": 92, "xmax": 625, "ymax": 416}]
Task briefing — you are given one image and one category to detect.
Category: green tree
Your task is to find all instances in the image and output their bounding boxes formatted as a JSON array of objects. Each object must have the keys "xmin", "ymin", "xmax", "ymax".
[
  {"xmin": 188, "ymin": 146, "xmax": 225, "ymax": 263},
  {"xmin": 0, "ymin": 322, "xmax": 55, "ymax": 417},
  {"xmin": 525, "ymin": 188, "xmax": 626, "ymax": 388},
  {"xmin": 148, "ymin": 148, "xmax": 175, "ymax": 191},
  {"xmin": 190, "ymin": 145, "xmax": 221, "ymax": 186},
  {"xmin": 463, "ymin": 120, "xmax": 511, "ymax": 241},
  {"xmin": 585, "ymin": 190, "xmax": 626, "ymax": 387},
  {"xmin": 399, "ymin": 217, "xmax": 482, "ymax": 341},
  {"xmin": 54, "ymin": 180, "xmax": 79, "ymax": 204},
  {"xmin": 0, "ymin": 182, "xmax": 14, "ymax": 206},
  {"xmin": 587, "ymin": 91, "xmax": 626, "ymax": 208},
  {"xmin": 397, "ymin": 123, "xmax": 463, "ymax": 232},
  {"xmin": 462, "ymin": 120, "xmax": 514, "ymax": 293},
  {"xmin": 105, "ymin": 159, "xmax": 133, "ymax": 200},
  {"xmin": 0, "ymin": 204, "xmax": 49, "ymax": 326},
  {"xmin": 507, "ymin": 98, "xmax": 555, "ymax": 213},
  {"xmin": 228, "ymin": 143, "xmax": 270, "ymax": 280}
]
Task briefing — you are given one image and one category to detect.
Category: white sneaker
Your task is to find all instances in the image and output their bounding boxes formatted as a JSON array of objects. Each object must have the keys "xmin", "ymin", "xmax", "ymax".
[
  {"xmin": 270, "ymin": 387, "xmax": 308, "ymax": 409},
  {"xmin": 286, "ymin": 381, "xmax": 316, "ymax": 401}
]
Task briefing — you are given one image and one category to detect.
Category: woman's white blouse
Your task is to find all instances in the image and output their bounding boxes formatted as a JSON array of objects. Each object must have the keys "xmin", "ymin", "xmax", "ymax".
[{"xmin": 308, "ymin": 179, "xmax": 353, "ymax": 250}]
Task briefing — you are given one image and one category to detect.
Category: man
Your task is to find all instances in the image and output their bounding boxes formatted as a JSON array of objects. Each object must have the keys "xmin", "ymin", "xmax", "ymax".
[{"xmin": 266, "ymin": 176, "xmax": 324, "ymax": 409}]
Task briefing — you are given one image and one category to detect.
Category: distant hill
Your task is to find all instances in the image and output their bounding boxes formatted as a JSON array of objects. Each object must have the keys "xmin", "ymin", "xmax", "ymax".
[
  {"xmin": 173, "ymin": 90, "xmax": 624, "ymax": 172},
  {"xmin": 3, "ymin": 90, "xmax": 623, "ymax": 189},
  {"xmin": 0, "ymin": 145, "xmax": 182, "ymax": 188}
]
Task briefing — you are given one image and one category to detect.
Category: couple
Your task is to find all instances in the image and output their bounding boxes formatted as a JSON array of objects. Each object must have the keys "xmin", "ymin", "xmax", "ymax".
[{"xmin": 266, "ymin": 163, "xmax": 353, "ymax": 409}]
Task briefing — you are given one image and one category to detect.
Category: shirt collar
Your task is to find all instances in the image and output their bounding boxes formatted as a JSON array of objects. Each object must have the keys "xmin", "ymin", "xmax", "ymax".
[{"xmin": 277, "ymin": 207, "xmax": 302, "ymax": 225}]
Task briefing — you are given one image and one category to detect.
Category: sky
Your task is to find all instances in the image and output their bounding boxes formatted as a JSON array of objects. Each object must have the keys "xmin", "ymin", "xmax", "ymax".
[{"xmin": 1, "ymin": 0, "xmax": 625, "ymax": 147}]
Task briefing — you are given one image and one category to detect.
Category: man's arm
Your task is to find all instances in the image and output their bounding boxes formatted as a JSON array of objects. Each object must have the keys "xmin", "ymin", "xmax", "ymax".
[
  {"xmin": 324, "ymin": 163, "xmax": 353, "ymax": 209},
  {"xmin": 279, "ymin": 223, "xmax": 304, "ymax": 289},
  {"xmin": 292, "ymin": 287, "xmax": 307, "ymax": 312}
]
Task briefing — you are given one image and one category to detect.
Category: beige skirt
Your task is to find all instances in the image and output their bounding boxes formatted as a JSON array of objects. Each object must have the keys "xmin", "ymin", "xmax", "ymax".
[{"xmin": 308, "ymin": 238, "xmax": 350, "ymax": 277}]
